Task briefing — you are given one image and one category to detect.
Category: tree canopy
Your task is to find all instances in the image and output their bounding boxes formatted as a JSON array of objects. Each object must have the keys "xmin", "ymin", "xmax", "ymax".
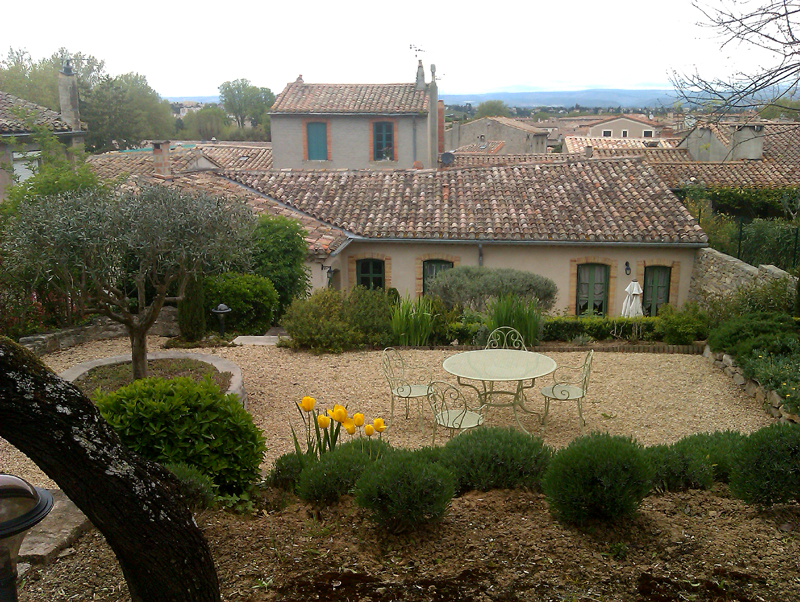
[
  {"xmin": 475, "ymin": 100, "xmax": 511, "ymax": 119},
  {"xmin": 218, "ymin": 79, "xmax": 275, "ymax": 129},
  {"xmin": 181, "ymin": 105, "xmax": 231, "ymax": 140}
]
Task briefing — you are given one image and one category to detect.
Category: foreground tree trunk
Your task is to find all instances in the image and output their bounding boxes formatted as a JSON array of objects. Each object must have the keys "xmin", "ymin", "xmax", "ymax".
[
  {"xmin": 129, "ymin": 326, "xmax": 149, "ymax": 380},
  {"xmin": 0, "ymin": 338, "xmax": 221, "ymax": 602}
]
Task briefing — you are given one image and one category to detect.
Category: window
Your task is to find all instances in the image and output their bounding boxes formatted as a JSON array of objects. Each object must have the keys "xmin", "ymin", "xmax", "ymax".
[
  {"xmin": 423, "ymin": 260, "xmax": 453, "ymax": 294},
  {"xmin": 621, "ymin": 130, "xmax": 628, "ymax": 138},
  {"xmin": 576, "ymin": 263, "xmax": 609, "ymax": 316},
  {"xmin": 356, "ymin": 259, "xmax": 385, "ymax": 289},
  {"xmin": 642, "ymin": 130, "xmax": 654, "ymax": 138},
  {"xmin": 643, "ymin": 266, "xmax": 671, "ymax": 316},
  {"xmin": 602, "ymin": 130, "xmax": 612, "ymax": 137},
  {"xmin": 306, "ymin": 122, "xmax": 327, "ymax": 160},
  {"xmin": 373, "ymin": 122, "xmax": 394, "ymax": 161},
  {"xmin": 12, "ymin": 150, "xmax": 41, "ymax": 182}
]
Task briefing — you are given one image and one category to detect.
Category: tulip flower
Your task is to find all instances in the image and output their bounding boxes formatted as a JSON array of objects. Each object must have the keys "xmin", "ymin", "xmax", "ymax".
[
  {"xmin": 373, "ymin": 417, "xmax": 386, "ymax": 433},
  {"xmin": 364, "ymin": 424, "xmax": 375, "ymax": 437},
  {"xmin": 344, "ymin": 419, "xmax": 356, "ymax": 435},
  {"xmin": 331, "ymin": 405, "xmax": 347, "ymax": 423},
  {"xmin": 300, "ymin": 396, "xmax": 315, "ymax": 412},
  {"xmin": 353, "ymin": 412, "xmax": 365, "ymax": 427},
  {"xmin": 317, "ymin": 414, "xmax": 331, "ymax": 429}
]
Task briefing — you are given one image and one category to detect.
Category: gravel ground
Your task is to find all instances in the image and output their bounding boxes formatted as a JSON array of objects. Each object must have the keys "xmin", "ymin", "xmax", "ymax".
[{"xmin": 1, "ymin": 336, "xmax": 773, "ymax": 489}]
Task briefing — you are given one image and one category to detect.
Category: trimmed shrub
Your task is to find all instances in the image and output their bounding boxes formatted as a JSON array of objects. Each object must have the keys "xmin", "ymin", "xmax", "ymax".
[
  {"xmin": 654, "ymin": 302, "xmax": 709, "ymax": 345},
  {"xmin": 707, "ymin": 312, "xmax": 799, "ymax": 356},
  {"xmin": 354, "ymin": 451, "xmax": 456, "ymax": 533},
  {"xmin": 346, "ymin": 286, "xmax": 394, "ymax": 347},
  {"xmin": 541, "ymin": 433, "xmax": 653, "ymax": 526},
  {"xmin": 645, "ymin": 444, "xmax": 714, "ymax": 493},
  {"xmin": 426, "ymin": 266, "xmax": 558, "ymax": 312},
  {"xmin": 163, "ymin": 461, "xmax": 217, "ymax": 510},
  {"xmin": 542, "ymin": 316, "xmax": 660, "ymax": 343},
  {"xmin": 701, "ymin": 278, "xmax": 798, "ymax": 329},
  {"xmin": 96, "ymin": 376, "xmax": 266, "ymax": 494},
  {"xmin": 268, "ymin": 452, "xmax": 308, "ymax": 492},
  {"xmin": 296, "ymin": 438, "xmax": 392, "ymax": 506},
  {"xmin": 440, "ymin": 427, "xmax": 552, "ymax": 494},
  {"xmin": 730, "ymin": 423, "xmax": 800, "ymax": 506},
  {"xmin": 204, "ymin": 271, "xmax": 279, "ymax": 335},
  {"xmin": 672, "ymin": 431, "xmax": 745, "ymax": 484},
  {"xmin": 177, "ymin": 273, "xmax": 206, "ymax": 342},
  {"xmin": 281, "ymin": 288, "xmax": 361, "ymax": 353}
]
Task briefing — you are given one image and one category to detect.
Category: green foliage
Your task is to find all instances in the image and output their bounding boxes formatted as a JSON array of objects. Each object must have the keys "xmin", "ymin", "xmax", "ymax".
[
  {"xmin": 354, "ymin": 451, "xmax": 456, "ymax": 533},
  {"xmin": 204, "ymin": 272, "xmax": 278, "ymax": 335},
  {"xmin": 346, "ymin": 286, "xmax": 394, "ymax": 347},
  {"xmin": 541, "ymin": 433, "xmax": 653, "ymax": 526},
  {"xmin": 738, "ymin": 343, "xmax": 800, "ymax": 413},
  {"xmin": 428, "ymin": 295, "xmax": 460, "ymax": 346},
  {"xmin": 486, "ymin": 294, "xmax": 544, "ymax": 347},
  {"xmin": 163, "ymin": 461, "xmax": 217, "ymax": 510},
  {"xmin": 251, "ymin": 214, "xmax": 310, "ymax": 319},
  {"xmin": 474, "ymin": 100, "xmax": 510, "ymax": 118},
  {"xmin": 281, "ymin": 288, "xmax": 361, "ymax": 353},
  {"xmin": 645, "ymin": 444, "xmax": 714, "ymax": 493},
  {"xmin": 179, "ymin": 106, "xmax": 231, "ymax": 140},
  {"xmin": 542, "ymin": 316, "xmax": 660, "ymax": 342},
  {"xmin": 391, "ymin": 296, "xmax": 436, "ymax": 346},
  {"xmin": 268, "ymin": 452, "xmax": 307, "ymax": 491},
  {"xmin": 426, "ymin": 266, "xmax": 558, "ymax": 312},
  {"xmin": 177, "ymin": 273, "xmax": 206, "ymax": 342},
  {"xmin": 440, "ymin": 427, "xmax": 552, "ymax": 494},
  {"xmin": 654, "ymin": 302, "xmax": 709, "ymax": 345},
  {"xmin": 218, "ymin": 78, "xmax": 275, "ymax": 129},
  {"xmin": 95, "ymin": 376, "xmax": 266, "ymax": 494},
  {"xmin": 671, "ymin": 431, "xmax": 745, "ymax": 483},
  {"xmin": 707, "ymin": 312, "xmax": 799, "ymax": 356},
  {"xmin": 446, "ymin": 307, "xmax": 489, "ymax": 346},
  {"xmin": 738, "ymin": 219, "xmax": 800, "ymax": 271},
  {"xmin": 730, "ymin": 423, "xmax": 800, "ymax": 506},
  {"xmin": 700, "ymin": 277, "xmax": 797, "ymax": 328},
  {"xmin": 296, "ymin": 438, "xmax": 391, "ymax": 506}
]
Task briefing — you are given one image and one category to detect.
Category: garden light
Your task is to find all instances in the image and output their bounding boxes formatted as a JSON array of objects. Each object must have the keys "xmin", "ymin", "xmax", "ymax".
[
  {"xmin": 0, "ymin": 474, "xmax": 54, "ymax": 602},
  {"xmin": 211, "ymin": 303, "xmax": 232, "ymax": 337}
]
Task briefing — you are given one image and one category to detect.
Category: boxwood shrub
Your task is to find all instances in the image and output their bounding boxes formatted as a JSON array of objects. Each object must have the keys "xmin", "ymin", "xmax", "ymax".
[
  {"xmin": 730, "ymin": 423, "xmax": 800, "ymax": 506},
  {"xmin": 204, "ymin": 271, "xmax": 279, "ymax": 335}
]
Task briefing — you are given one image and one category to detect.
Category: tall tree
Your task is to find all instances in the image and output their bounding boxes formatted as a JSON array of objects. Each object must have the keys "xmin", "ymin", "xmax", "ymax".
[
  {"xmin": 180, "ymin": 105, "xmax": 231, "ymax": 140},
  {"xmin": 218, "ymin": 79, "xmax": 275, "ymax": 128},
  {"xmin": 1, "ymin": 186, "xmax": 255, "ymax": 379},
  {"xmin": 475, "ymin": 100, "xmax": 511, "ymax": 119},
  {"xmin": 0, "ymin": 338, "xmax": 220, "ymax": 602}
]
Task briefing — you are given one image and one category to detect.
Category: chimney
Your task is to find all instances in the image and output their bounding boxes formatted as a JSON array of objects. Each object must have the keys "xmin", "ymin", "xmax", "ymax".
[
  {"xmin": 584, "ymin": 145, "xmax": 593, "ymax": 159},
  {"xmin": 730, "ymin": 125, "xmax": 764, "ymax": 160},
  {"xmin": 58, "ymin": 59, "xmax": 80, "ymax": 131},
  {"xmin": 152, "ymin": 141, "xmax": 172, "ymax": 180},
  {"xmin": 438, "ymin": 100, "xmax": 445, "ymax": 154},
  {"xmin": 427, "ymin": 64, "xmax": 438, "ymax": 168},
  {"xmin": 415, "ymin": 60, "xmax": 426, "ymax": 91}
]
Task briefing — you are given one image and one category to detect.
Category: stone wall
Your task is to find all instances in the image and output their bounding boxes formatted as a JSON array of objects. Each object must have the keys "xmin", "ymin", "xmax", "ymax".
[
  {"xmin": 19, "ymin": 307, "xmax": 179, "ymax": 356},
  {"xmin": 688, "ymin": 247, "xmax": 797, "ymax": 301}
]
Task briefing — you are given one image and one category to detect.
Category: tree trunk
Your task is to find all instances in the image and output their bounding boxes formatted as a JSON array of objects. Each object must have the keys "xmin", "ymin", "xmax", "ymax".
[
  {"xmin": 130, "ymin": 326, "xmax": 148, "ymax": 380},
  {"xmin": 0, "ymin": 338, "xmax": 221, "ymax": 602}
]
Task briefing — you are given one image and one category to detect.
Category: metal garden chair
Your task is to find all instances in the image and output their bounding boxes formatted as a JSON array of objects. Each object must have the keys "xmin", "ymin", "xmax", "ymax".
[
  {"xmin": 540, "ymin": 349, "xmax": 594, "ymax": 434},
  {"xmin": 426, "ymin": 381, "xmax": 485, "ymax": 445},
  {"xmin": 485, "ymin": 326, "xmax": 527, "ymax": 351},
  {"xmin": 381, "ymin": 347, "xmax": 432, "ymax": 429}
]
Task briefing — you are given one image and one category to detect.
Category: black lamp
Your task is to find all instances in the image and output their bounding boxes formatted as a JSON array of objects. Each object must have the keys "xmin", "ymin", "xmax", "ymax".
[
  {"xmin": 211, "ymin": 303, "xmax": 232, "ymax": 337},
  {"xmin": 0, "ymin": 474, "xmax": 54, "ymax": 602},
  {"xmin": 624, "ymin": 261, "xmax": 631, "ymax": 276}
]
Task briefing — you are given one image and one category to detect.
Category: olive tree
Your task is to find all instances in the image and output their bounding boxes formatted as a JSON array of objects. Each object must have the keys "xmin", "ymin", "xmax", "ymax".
[{"xmin": 2, "ymin": 185, "xmax": 255, "ymax": 378}]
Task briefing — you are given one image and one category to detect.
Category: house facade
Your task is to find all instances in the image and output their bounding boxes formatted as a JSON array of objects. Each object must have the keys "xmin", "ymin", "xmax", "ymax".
[
  {"xmin": 269, "ymin": 62, "xmax": 439, "ymax": 170},
  {"xmin": 586, "ymin": 115, "xmax": 662, "ymax": 139},
  {"xmin": 444, "ymin": 116, "xmax": 548, "ymax": 154}
]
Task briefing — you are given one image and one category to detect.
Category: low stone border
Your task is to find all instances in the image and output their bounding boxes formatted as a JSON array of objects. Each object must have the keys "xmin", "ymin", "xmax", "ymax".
[
  {"xmin": 59, "ymin": 351, "xmax": 247, "ymax": 408},
  {"xmin": 703, "ymin": 345, "xmax": 798, "ymax": 424}
]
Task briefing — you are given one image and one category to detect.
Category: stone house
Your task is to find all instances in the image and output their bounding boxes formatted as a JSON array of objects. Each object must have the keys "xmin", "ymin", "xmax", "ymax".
[
  {"xmin": 444, "ymin": 116, "xmax": 548, "ymax": 154},
  {"xmin": 269, "ymin": 62, "xmax": 440, "ymax": 170},
  {"xmin": 585, "ymin": 114, "xmax": 663, "ymax": 139}
]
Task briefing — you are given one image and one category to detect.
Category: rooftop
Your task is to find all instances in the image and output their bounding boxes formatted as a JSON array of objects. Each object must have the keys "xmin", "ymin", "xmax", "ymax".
[
  {"xmin": 0, "ymin": 91, "xmax": 77, "ymax": 135},
  {"xmin": 270, "ymin": 78, "xmax": 429, "ymax": 115}
]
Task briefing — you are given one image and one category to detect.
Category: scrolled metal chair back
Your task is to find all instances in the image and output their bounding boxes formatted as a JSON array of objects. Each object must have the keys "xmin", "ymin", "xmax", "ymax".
[
  {"xmin": 427, "ymin": 381, "xmax": 471, "ymax": 429},
  {"xmin": 485, "ymin": 326, "xmax": 527, "ymax": 351},
  {"xmin": 580, "ymin": 349, "xmax": 594, "ymax": 392}
]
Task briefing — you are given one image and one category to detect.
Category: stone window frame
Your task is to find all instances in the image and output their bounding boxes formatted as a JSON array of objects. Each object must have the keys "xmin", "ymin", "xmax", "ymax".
[
  {"xmin": 348, "ymin": 253, "xmax": 392, "ymax": 290},
  {"xmin": 302, "ymin": 118, "xmax": 331, "ymax": 161},
  {"xmin": 415, "ymin": 253, "xmax": 461, "ymax": 297},
  {"xmin": 636, "ymin": 259, "xmax": 681, "ymax": 312},
  {"xmin": 569, "ymin": 256, "xmax": 618, "ymax": 316}
]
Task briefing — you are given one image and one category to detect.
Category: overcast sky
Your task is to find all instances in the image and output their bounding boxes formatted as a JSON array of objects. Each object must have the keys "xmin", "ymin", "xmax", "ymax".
[{"xmin": 4, "ymin": 0, "xmax": 772, "ymax": 98}]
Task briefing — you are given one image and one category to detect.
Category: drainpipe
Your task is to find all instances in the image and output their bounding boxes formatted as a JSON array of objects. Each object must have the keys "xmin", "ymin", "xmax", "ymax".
[
  {"xmin": 478, "ymin": 243, "xmax": 483, "ymax": 266},
  {"xmin": 412, "ymin": 115, "xmax": 417, "ymax": 163}
]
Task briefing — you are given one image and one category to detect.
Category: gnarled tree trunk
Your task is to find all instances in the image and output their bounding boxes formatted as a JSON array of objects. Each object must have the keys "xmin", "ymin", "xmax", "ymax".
[{"xmin": 0, "ymin": 338, "xmax": 220, "ymax": 602}]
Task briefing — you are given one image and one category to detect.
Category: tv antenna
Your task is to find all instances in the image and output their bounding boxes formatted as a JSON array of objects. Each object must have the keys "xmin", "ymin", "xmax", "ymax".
[{"xmin": 409, "ymin": 44, "xmax": 425, "ymax": 58}]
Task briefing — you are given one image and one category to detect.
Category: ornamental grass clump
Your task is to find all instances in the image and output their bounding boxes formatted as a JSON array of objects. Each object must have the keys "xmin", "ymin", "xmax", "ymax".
[
  {"xmin": 354, "ymin": 450, "xmax": 456, "ymax": 533},
  {"xmin": 391, "ymin": 295, "xmax": 436, "ymax": 346},
  {"xmin": 439, "ymin": 427, "xmax": 552, "ymax": 494},
  {"xmin": 541, "ymin": 433, "xmax": 653, "ymax": 526},
  {"xmin": 730, "ymin": 423, "xmax": 800, "ymax": 506}
]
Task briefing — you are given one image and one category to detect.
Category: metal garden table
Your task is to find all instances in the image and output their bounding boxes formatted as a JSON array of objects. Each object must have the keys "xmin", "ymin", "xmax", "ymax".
[{"xmin": 442, "ymin": 349, "xmax": 557, "ymax": 433}]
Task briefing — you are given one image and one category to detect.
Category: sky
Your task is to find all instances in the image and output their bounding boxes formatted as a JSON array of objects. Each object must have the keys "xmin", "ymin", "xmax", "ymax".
[{"xmin": 3, "ymin": 0, "xmax": 775, "ymax": 99}]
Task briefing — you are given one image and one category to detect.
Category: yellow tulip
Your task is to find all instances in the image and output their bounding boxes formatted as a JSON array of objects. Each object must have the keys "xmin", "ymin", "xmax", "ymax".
[
  {"xmin": 317, "ymin": 414, "xmax": 331, "ymax": 429},
  {"xmin": 344, "ymin": 419, "xmax": 356, "ymax": 435},
  {"xmin": 333, "ymin": 405, "xmax": 347, "ymax": 423},
  {"xmin": 364, "ymin": 424, "xmax": 375, "ymax": 436},
  {"xmin": 373, "ymin": 417, "xmax": 386, "ymax": 433},
  {"xmin": 353, "ymin": 412, "xmax": 365, "ymax": 427},
  {"xmin": 300, "ymin": 396, "xmax": 315, "ymax": 412}
]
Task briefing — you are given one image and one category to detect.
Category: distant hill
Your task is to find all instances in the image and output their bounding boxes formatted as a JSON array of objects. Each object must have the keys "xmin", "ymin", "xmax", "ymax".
[{"xmin": 440, "ymin": 89, "xmax": 678, "ymax": 109}]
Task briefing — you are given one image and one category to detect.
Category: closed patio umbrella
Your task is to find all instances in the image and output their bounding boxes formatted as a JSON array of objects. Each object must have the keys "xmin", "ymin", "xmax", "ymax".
[{"xmin": 621, "ymin": 280, "xmax": 644, "ymax": 318}]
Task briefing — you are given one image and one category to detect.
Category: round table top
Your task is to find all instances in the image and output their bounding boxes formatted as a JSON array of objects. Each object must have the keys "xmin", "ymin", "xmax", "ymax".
[{"xmin": 442, "ymin": 349, "xmax": 556, "ymax": 382}]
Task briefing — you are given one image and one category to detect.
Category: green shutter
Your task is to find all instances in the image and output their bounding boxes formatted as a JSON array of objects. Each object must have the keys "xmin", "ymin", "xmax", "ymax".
[
  {"xmin": 423, "ymin": 260, "xmax": 453, "ymax": 294},
  {"xmin": 576, "ymin": 264, "xmax": 609, "ymax": 316},
  {"xmin": 356, "ymin": 259, "xmax": 385, "ymax": 289},
  {"xmin": 307, "ymin": 122, "xmax": 327, "ymax": 160},
  {"xmin": 643, "ymin": 266, "xmax": 671, "ymax": 316}
]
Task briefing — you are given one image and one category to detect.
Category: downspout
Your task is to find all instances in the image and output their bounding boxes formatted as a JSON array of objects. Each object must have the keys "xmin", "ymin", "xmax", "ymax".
[
  {"xmin": 412, "ymin": 115, "xmax": 417, "ymax": 163},
  {"xmin": 478, "ymin": 243, "xmax": 483, "ymax": 266}
]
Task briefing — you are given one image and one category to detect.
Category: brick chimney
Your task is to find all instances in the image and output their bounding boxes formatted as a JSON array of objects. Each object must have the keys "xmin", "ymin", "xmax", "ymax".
[
  {"xmin": 58, "ymin": 59, "xmax": 80, "ymax": 131},
  {"xmin": 152, "ymin": 141, "xmax": 172, "ymax": 180}
]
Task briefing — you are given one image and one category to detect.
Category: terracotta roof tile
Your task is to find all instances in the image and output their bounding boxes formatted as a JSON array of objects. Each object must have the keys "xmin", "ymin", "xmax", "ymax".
[
  {"xmin": 195, "ymin": 143, "xmax": 273, "ymax": 170},
  {"xmin": 454, "ymin": 140, "xmax": 506, "ymax": 153},
  {"xmin": 270, "ymin": 80, "xmax": 428, "ymax": 114},
  {"xmin": 449, "ymin": 153, "xmax": 575, "ymax": 168},
  {"xmin": 0, "ymin": 91, "xmax": 75, "ymax": 134},
  {"xmin": 224, "ymin": 159, "xmax": 706, "ymax": 245},
  {"xmin": 650, "ymin": 161, "xmax": 800, "ymax": 189},
  {"xmin": 564, "ymin": 136, "xmax": 680, "ymax": 152}
]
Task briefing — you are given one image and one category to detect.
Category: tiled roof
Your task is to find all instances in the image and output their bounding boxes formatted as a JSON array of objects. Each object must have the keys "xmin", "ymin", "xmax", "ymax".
[
  {"xmin": 0, "ymin": 91, "xmax": 74, "ymax": 134},
  {"xmin": 484, "ymin": 116, "xmax": 548, "ymax": 135},
  {"xmin": 650, "ymin": 161, "xmax": 800, "ymax": 189},
  {"xmin": 584, "ymin": 147, "xmax": 693, "ymax": 162},
  {"xmin": 86, "ymin": 147, "xmax": 221, "ymax": 180},
  {"xmin": 564, "ymin": 136, "xmax": 680, "ymax": 153},
  {"xmin": 449, "ymin": 153, "xmax": 575, "ymax": 169},
  {"xmin": 454, "ymin": 140, "xmax": 505, "ymax": 153},
  {"xmin": 587, "ymin": 114, "xmax": 662, "ymax": 128},
  {"xmin": 270, "ymin": 79, "xmax": 428, "ymax": 115},
  {"xmin": 224, "ymin": 158, "xmax": 706, "ymax": 245},
  {"xmin": 195, "ymin": 143, "xmax": 273, "ymax": 170}
]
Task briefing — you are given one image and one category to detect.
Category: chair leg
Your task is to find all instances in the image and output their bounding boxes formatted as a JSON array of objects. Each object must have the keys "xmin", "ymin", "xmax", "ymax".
[
  {"xmin": 541, "ymin": 397, "xmax": 550, "ymax": 426},
  {"xmin": 576, "ymin": 398, "xmax": 585, "ymax": 435}
]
